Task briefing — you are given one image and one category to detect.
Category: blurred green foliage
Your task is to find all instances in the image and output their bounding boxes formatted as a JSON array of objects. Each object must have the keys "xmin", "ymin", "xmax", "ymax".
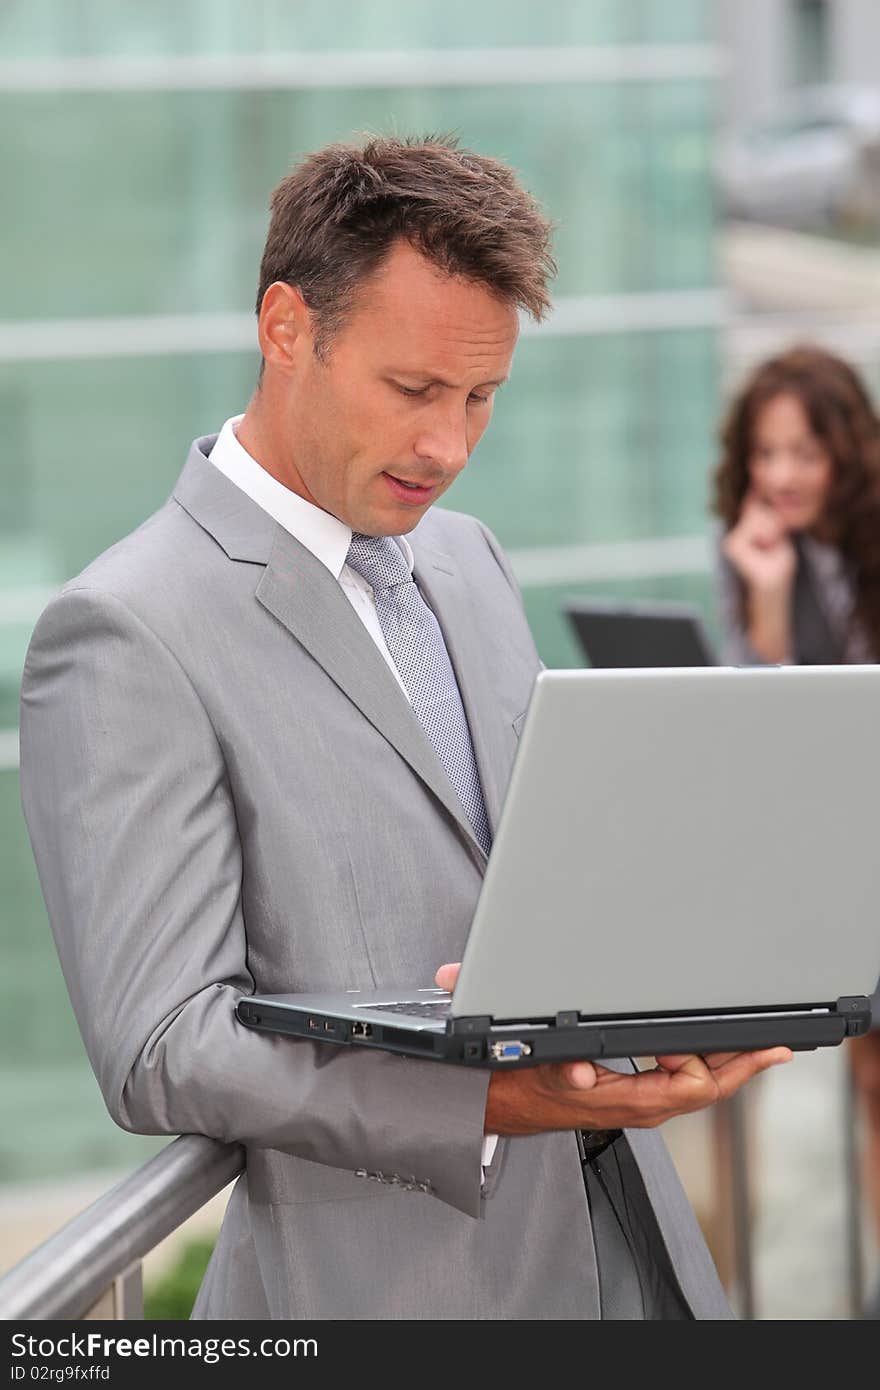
[{"xmin": 144, "ymin": 1235, "xmax": 216, "ymax": 1321}]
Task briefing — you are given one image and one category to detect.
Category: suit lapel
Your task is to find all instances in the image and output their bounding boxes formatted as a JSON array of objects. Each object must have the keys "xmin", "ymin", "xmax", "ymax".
[
  {"xmin": 173, "ymin": 438, "xmax": 278, "ymax": 563},
  {"xmin": 411, "ymin": 537, "xmax": 509, "ymax": 838},
  {"xmin": 256, "ymin": 529, "xmax": 487, "ymax": 860},
  {"xmin": 174, "ymin": 441, "xmax": 491, "ymax": 861}
]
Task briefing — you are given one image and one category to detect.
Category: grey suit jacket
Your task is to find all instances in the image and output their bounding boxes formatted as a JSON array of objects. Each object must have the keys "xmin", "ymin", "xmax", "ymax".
[{"xmin": 19, "ymin": 436, "xmax": 732, "ymax": 1319}]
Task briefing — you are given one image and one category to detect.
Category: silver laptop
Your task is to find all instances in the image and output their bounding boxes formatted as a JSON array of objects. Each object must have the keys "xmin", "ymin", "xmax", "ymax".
[{"xmin": 236, "ymin": 666, "xmax": 879, "ymax": 1067}]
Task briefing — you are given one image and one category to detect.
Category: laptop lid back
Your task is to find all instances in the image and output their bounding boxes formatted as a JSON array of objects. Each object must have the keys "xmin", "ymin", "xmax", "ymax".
[
  {"xmin": 564, "ymin": 598, "xmax": 717, "ymax": 668},
  {"xmin": 451, "ymin": 666, "xmax": 880, "ymax": 1021}
]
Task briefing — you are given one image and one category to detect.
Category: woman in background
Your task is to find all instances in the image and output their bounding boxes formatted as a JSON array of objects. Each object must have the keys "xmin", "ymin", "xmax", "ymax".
[{"xmin": 712, "ymin": 343, "xmax": 880, "ymax": 1316}]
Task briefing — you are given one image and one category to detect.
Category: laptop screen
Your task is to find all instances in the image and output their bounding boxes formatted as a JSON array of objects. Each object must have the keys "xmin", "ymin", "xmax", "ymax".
[
  {"xmin": 564, "ymin": 599, "xmax": 717, "ymax": 669},
  {"xmin": 452, "ymin": 666, "xmax": 880, "ymax": 1021}
]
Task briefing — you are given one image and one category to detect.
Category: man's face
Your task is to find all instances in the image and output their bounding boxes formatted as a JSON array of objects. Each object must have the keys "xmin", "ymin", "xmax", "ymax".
[{"xmin": 278, "ymin": 240, "xmax": 519, "ymax": 535}]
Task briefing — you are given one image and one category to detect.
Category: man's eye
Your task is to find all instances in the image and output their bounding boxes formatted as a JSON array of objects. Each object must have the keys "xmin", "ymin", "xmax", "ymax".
[
  {"xmin": 397, "ymin": 384, "xmax": 427, "ymax": 398},
  {"xmin": 468, "ymin": 394, "xmax": 490, "ymax": 405}
]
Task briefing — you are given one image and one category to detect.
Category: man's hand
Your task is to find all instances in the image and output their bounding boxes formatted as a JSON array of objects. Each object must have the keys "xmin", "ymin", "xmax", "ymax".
[{"xmin": 435, "ymin": 962, "xmax": 792, "ymax": 1137}]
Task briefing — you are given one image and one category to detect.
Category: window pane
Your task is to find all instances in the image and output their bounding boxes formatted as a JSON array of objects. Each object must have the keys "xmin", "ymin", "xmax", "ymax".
[
  {"xmin": 0, "ymin": 765, "xmax": 164, "ymax": 1179},
  {"xmin": 1, "ymin": 79, "xmax": 716, "ymax": 320},
  {"xmin": 0, "ymin": 1, "xmax": 720, "ymax": 1184},
  {"xmin": 0, "ymin": 0, "xmax": 714, "ymax": 59}
]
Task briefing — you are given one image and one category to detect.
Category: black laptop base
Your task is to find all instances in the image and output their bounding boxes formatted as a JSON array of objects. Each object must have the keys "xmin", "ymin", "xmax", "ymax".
[{"xmin": 236, "ymin": 995, "xmax": 871, "ymax": 1068}]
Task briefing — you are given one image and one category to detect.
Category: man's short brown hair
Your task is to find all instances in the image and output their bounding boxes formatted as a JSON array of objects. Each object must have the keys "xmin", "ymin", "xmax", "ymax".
[{"xmin": 257, "ymin": 134, "xmax": 556, "ymax": 356}]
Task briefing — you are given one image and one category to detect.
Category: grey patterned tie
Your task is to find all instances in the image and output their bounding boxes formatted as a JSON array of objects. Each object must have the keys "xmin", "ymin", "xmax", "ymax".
[{"xmin": 346, "ymin": 533, "xmax": 492, "ymax": 855}]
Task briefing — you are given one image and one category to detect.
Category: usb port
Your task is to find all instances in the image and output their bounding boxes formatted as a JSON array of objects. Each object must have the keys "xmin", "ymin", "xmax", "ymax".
[
  {"xmin": 490, "ymin": 1040, "xmax": 532, "ymax": 1062},
  {"xmin": 323, "ymin": 1021, "xmax": 335, "ymax": 1032}
]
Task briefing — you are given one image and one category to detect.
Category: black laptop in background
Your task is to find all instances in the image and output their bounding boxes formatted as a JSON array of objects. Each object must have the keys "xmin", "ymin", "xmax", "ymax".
[{"xmin": 563, "ymin": 597, "xmax": 718, "ymax": 668}]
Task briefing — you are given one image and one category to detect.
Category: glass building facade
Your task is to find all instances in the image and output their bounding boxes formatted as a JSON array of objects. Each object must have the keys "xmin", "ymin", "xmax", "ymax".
[{"xmin": 0, "ymin": 1, "xmax": 722, "ymax": 1182}]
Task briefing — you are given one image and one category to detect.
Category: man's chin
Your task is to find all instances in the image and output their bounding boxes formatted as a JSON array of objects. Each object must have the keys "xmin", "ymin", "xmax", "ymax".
[
  {"xmin": 392, "ymin": 510, "xmax": 430, "ymax": 535},
  {"xmin": 353, "ymin": 505, "xmax": 433, "ymax": 537}
]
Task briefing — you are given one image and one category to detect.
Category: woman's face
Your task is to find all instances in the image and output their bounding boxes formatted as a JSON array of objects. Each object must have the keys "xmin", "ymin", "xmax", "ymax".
[{"xmin": 747, "ymin": 391, "xmax": 834, "ymax": 532}]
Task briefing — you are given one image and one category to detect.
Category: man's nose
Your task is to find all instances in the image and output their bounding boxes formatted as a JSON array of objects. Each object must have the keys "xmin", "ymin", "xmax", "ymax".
[{"xmin": 413, "ymin": 405, "xmax": 470, "ymax": 474}]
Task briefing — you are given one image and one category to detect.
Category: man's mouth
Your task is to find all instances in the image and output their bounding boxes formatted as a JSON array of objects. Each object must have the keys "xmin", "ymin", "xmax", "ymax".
[
  {"xmin": 387, "ymin": 472, "xmax": 441, "ymax": 488},
  {"xmin": 382, "ymin": 472, "xmax": 441, "ymax": 503}
]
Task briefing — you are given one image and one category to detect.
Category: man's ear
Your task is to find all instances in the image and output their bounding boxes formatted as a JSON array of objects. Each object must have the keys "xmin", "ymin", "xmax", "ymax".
[{"xmin": 257, "ymin": 282, "xmax": 314, "ymax": 375}]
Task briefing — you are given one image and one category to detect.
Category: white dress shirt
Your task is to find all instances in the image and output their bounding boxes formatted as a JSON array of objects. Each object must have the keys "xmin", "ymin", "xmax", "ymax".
[{"xmin": 208, "ymin": 416, "xmax": 498, "ymax": 1178}]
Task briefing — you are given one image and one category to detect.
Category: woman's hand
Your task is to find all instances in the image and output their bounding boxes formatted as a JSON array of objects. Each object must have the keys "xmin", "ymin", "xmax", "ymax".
[
  {"xmin": 722, "ymin": 490, "xmax": 797, "ymax": 661},
  {"xmin": 722, "ymin": 489, "xmax": 797, "ymax": 596}
]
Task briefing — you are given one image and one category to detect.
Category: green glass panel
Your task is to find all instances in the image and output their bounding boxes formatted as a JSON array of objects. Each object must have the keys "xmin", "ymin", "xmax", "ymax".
[
  {"xmin": 0, "ymin": 324, "xmax": 720, "ymax": 724},
  {"xmin": 0, "ymin": 1, "xmax": 721, "ymax": 1187},
  {"xmin": 0, "ymin": 766, "xmax": 165, "ymax": 1179},
  {"xmin": 0, "ymin": 1063, "xmax": 165, "ymax": 1182},
  {"xmin": 0, "ymin": 77, "xmax": 716, "ymax": 320},
  {"xmin": 0, "ymin": 1, "xmax": 713, "ymax": 59},
  {"xmin": 0, "ymin": 326, "xmax": 721, "ymax": 574},
  {"xmin": 444, "ymin": 327, "xmax": 720, "ymax": 548}
]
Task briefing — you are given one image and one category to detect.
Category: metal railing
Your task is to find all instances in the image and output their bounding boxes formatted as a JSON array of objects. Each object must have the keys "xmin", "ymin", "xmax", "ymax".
[{"xmin": 0, "ymin": 1136, "xmax": 243, "ymax": 1320}]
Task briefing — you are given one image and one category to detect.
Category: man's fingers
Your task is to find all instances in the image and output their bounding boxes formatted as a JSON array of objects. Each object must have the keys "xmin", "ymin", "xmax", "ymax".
[
  {"xmin": 522, "ymin": 1046, "xmax": 794, "ymax": 1132},
  {"xmin": 703, "ymin": 1047, "xmax": 793, "ymax": 1072},
  {"xmin": 654, "ymin": 1052, "xmax": 712, "ymax": 1078},
  {"xmin": 666, "ymin": 1047, "xmax": 793, "ymax": 1102},
  {"xmin": 656, "ymin": 1047, "xmax": 792, "ymax": 1077},
  {"xmin": 658, "ymin": 1051, "xmax": 738, "ymax": 1069},
  {"xmin": 564, "ymin": 1061, "xmax": 599, "ymax": 1091},
  {"xmin": 433, "ymin": 961, "xmax": 460, "ymax": 990}
]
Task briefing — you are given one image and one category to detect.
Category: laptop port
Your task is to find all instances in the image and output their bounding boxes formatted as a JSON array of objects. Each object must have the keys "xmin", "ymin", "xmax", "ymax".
[
  {"xmin": 490, "ymin": 1040, "xmax": 532, "ymax": 1062},
  {"xmin": 351, "ymin": 1022, "xmax": 373, "ymax": 1039}
]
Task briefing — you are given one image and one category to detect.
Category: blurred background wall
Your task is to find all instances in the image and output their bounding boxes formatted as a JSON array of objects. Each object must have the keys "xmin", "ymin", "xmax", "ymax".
[
  {"xmin": 1, "ymin": 0, "xmax": 878, "ymax": 1318},
  {"xmin": 0, "ymin": 0, "xmax": 722, "ymax": 1182}
]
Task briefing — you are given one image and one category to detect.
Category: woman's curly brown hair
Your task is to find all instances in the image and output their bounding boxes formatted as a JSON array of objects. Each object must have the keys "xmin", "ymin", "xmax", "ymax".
[{"xmin": 711, "ymin": 344, "xmax": 880, "ymax": 659}]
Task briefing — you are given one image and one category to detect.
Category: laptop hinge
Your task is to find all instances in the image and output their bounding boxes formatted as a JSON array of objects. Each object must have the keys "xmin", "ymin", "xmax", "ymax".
[
  {"xmin": 448, "ymin": 1015, "xmax": 492, "ymax": 1036},
  {"xmin": 836, "ymin": 996, "xmax": 872, "ymax": 1036},
  {"xmin": 555, "ymin": 1010, "xmax": 579, "ymax": 1029}
]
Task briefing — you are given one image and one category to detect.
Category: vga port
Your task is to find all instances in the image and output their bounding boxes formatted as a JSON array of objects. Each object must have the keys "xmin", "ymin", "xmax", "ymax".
[{"xmin": 489, "ymin": 1040, "xmax": 533, "ymax": 1062}]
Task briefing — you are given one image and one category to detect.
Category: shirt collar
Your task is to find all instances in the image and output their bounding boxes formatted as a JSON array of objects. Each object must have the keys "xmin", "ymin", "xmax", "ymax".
[{"xmin": 208, "ymin": 415, "xmax": 414, "ymax": 579}]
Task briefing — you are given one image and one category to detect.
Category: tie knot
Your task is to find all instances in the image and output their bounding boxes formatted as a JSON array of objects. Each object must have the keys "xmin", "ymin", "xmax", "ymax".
[{"xmin": 346, "ymin": 533, "xmax": 411, "ymax": 593}]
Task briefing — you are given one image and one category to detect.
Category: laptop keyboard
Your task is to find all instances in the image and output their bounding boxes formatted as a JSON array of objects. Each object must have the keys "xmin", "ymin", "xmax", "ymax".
[{"xmin": 367, "ymin": 999, "xmax": 452, "ymax": 1019}]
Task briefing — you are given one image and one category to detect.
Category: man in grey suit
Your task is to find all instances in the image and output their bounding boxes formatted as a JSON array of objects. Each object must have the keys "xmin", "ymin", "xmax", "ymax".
[{"xmin": 19, "ymin": 135, "xmax": 791, "ymax": 1320}]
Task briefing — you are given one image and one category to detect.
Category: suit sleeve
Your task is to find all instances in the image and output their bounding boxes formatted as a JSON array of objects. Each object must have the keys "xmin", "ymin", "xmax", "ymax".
[{"xmin": 19, "ymin": 585, "xmax": 490, "ymax": 1218}]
